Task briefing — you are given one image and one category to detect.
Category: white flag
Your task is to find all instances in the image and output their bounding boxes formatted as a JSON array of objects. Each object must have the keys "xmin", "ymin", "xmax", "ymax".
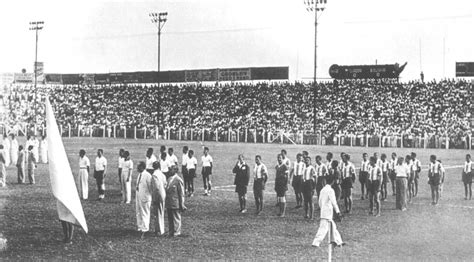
[{"xmin": 46, "ymin": 98, "xmax": 88, "ymax": 233}]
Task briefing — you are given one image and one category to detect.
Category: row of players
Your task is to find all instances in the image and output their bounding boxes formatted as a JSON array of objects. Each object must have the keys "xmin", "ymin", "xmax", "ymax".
[{"xmin": 0, "ymin": 134, "xmax": 48, "ymax": 166}]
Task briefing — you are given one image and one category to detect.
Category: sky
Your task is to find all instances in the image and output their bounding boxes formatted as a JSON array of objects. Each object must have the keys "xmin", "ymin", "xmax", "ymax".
[{"xmin": 0, "ymin": 0, "xmax": 473, "ymax": 81}]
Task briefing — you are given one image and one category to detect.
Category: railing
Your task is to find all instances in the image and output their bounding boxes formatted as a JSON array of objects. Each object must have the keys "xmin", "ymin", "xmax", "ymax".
[{"xmin": 0, "ymin": 123, "xmax": 472, "ymax": 150}]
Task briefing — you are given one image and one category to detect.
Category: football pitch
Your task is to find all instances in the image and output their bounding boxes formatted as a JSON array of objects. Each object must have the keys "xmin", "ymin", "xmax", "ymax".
[{"xmin": 1, "ymin": 138, "xmax": 473, "ymax": 260}]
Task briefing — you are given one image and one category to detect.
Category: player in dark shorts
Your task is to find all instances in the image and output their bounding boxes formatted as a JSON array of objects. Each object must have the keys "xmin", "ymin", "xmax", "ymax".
[
  {"xmin": 389, "ymin": 152, "xmax": 397, "ymax": 196},
  {"xmin": 290, "ymin": 153, "xmax": 305, "ymax": 208},
  {"xmin": 405, "ymin": 155, "xmax": 415, "ymax": 203},
  {"xmin": 328, "ymin": 160, "xmax": 342, "ymax": 201},
  {"xmin": 428, "ymin": 155, "xmax": 442, "ymax": 205},
  {"xmin": 314, "ymin": 155, "xmax": 328, "ymax": 199},
  {"xmin": 367, "ymin": 156, "xmax": 382, "ymax": 216},
  {"xmin": 253, "ymin": 155, "xmax": 268, "ymax": 215},
  {"xmin": 462, "ymin": 154, "xmax": 473, "ymax": 200},
  {"xmin": 359, "ymin": 153, "xmax": 369, "ymax": 200},
  {"xmin": 275, "ymin": 154, "xmax": 289, "ymax": 217},
  {"xmin": 380, "ymin": 153, "xmax": 390, "ymax": 201},
  {"xmin": 232, "ymin": 154, "xmax": 250, "ymax": 213},
  {"xmin": 340, "ymin": 154, "xmax": 356, "ymax": 213},
  {"xmin": 302, "ymin": 156, "xmax": 316, "ymax": 219}
]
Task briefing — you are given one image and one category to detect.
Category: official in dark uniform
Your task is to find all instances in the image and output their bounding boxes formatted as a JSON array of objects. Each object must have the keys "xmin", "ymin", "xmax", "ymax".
[{"xmin": 232, "ymin": 154, "xmax": 250, "ymax": 213}]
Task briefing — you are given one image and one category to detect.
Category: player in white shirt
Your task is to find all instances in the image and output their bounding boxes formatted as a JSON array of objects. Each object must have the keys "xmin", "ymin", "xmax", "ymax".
[
  {"xmin": 118, "ymin": 149, "xmax": 125, "ymax": 195},
  {"xmin": 438, "ymin": 160, "xmax": 446, "ymax": 199},
  {"xmin": 181, "ymin": 146, "xmax": 190, "ymax": 194},
  {"xmin": 340, "ymin": 154, "xmax": 356, "ymax": 214},
  {"xmin": 290, "ymin": 153, "xmax": 305, "ymax": 208},
  {"xmin": 462, "ymin": 154, "xmax": 473, "ymax": 200},
  {"xmin": 121, "ymin": 151, "xmax": 134, "ymax": 204},
  {"xmin": 94, "ymin": 149, "xmax": 108, "ymax": 200},
  {"xmin": 428, "ymin": 155, "xmax": 442, "ymax": 205},
  {"xmin": 253, "ymin": 155, "xmax": 268, "ymax": 215},
  {"xmin": 380, "ymin": 154, "xmax": 390, "ymax": 201},
  {"xmin": 405, "ymin": 155, "xmax": 415, "ymax": 203},
  {"xmin": 145, "ymin": 148, "xmax": 157, "ymax": 175},
  {"xmin": 278, "ymin": 149, "xmax": 291, "ymax": 206},
  {"xmin": 314, "ymin": 155, "xmax": 328, "ymax": 198},
  {"xmin": 389, "ymin": 153, "xmax": 398, "ymax": 196},
  {"xmin": 78, "ymin": 149, "xmax": 90, "ymax": 200},
  {"xmin": 367, "ymin": 157, "xmax": 382, "ymax": 216},
  {"xmin": 186, "ymin": 150, "xmax": 198, "ymax": 197},
  {"xmin": 411, "ymin": 152, "xmax": 422, "ymax": 197},
  {"xmin": 359, "ymin": 153, "xmax": 370, "ymax": 200},
  {"xmin": 160, "ymin": 152, "xmax": 170, "ymax": 177},
  {"xmin": 302, "ymin": 156, "xmax": 316, "ymax": 219},
  {"xmin": 167, "ymin": 148, "xmax": 179, "ymax": 168},
  {"xmin": 201, "ymin": 147, "xmax": 213, "ymax": 196}
]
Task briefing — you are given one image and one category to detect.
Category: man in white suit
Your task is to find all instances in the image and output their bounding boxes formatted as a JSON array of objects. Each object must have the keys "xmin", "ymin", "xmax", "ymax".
[
  {"xmin": 135, "ymin": 161, "xmax": 153, "ymax": 238},
  {"xmin": 151, "ymin": 161, "xmax": 167, "ymax": 236},
  {"xmin": 312, "ymin": 175, "xmax": 344, "ymax": 247}
]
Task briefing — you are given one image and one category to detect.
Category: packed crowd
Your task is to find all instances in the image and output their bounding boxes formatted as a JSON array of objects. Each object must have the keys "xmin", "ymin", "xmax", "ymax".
[{"xmin": 1, "ymin": 79, "xmax": 472, "ymax": 138}]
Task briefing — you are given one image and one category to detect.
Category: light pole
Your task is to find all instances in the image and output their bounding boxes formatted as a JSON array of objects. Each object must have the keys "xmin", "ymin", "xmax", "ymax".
[
  {"xmin": 29, "ymin": 21, "xmax": 44, "ymax": 125},
  {"xmin": 149, "ymin": 12, "xmax": 167, "ymax": 135},
  {"xmin": 305, "ymin": 0, "xmax": 326, "ymax": 133}
]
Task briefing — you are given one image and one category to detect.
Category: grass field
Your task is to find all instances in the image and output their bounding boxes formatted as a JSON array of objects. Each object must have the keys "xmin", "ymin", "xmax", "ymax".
[{"xmin": 1, "ymin": 137, "xmax": 473, "ymax": 261}]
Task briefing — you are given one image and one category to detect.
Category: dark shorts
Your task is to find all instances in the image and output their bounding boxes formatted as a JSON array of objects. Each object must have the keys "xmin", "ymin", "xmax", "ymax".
[
  {"xmin": 182, "ymin": 165, "xmax": 188, "ymax": 176},
  {"xmin": 302, "ymin": 180, "xmax": 314, "ymax": 200},
  {"xmin": 236, "ymin": 185, "xmax": 247, "ymax": 195},
  {"xmin": 389, "ymin": 170, "xmax": 396, "ymax": 181},
  {"xmin": 187, "ymin": 168, "xmax": 196, "ymax": 178},
  {"xmin": 94, "ymin": 170, "xmax": 104, "ymax": 180},
  {"xmin": 146, "ymin": 169, "xmax": 154, "ymax": 175},
  {"xmin": 292, "ymin": 176, "xmax": 303, "ymax": 193},
  {"xmin": 253, "ymin": 178, "xmax": 265, "ymax": 192},
  {"xmin": 359, "ymin": 171, "xmax": 368, "ymax": 184},
  {"xmin": 341, "ymin": 178, "xmax": 353, "ymax": 190},
  {"xmin": 368, "ymin": 180, "xmax": 381, "ymax": 195},
  {"xmin": 463, "ymin": 172, "xmax": 473, "ymax": 184},
  {"xmin": 202, "ymin": 166, "xmax": 212, "ymax": 177},
  {"xmin": 275, "ymin": 182, "xmax": 288, "ymax": 196},
  {"xmin": 408, "ymin": 172, "xmax": 415, "ymax": 185},
  {"xmin": 382, "ymin": 171, "xmax": 389, "ymax": 184},
  {"xmin": 341, "ymin": 188, "xmax": 352, "ymax": 198},
  {"xmin": 429, "ymin": 174, "xmax": 441, "ymax": 186}
]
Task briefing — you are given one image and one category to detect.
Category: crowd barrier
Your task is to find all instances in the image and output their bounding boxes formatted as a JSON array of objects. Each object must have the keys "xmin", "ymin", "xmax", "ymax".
[{"xmin": 1, "ymin": 123, "xmax": 471, "ymax": 150}]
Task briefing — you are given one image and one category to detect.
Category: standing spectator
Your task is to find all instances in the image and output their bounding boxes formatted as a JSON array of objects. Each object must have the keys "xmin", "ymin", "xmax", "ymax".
[
  {"xmin": 9, "ymin": 134, "xmax": 18, "ymax": 166},
  {"xmin": 151, "ymin": 161, "xmax": 167, "ymax": 236},
  {"xmin": 311, "ymin": 174, "xmax": 344, "ymax": 248},
  {"xmin": 27, "ymin": 145, "xmax": 36, "ymax": 184},
  {"xmin": 462, "ymin": 154, "xmax": 473, "ymax": 200},
  {"xmin": 78, "ymin": 149, "xmax": 90, "ymax": 200},
  {"xmin": 275, "ymin": 154, "xmax": 289, "ymax": 217},
  {"xmin": 232, "ymin": 154, "xmax": 250, "ymax": 213},
  {"xmin": 94, "ymin": 149, "xmax": 107, "ymax": 200},
  {"xmin": 16, "ymin": 145, "xmax": 26, "ymax": 184},
  {"xmin": 39, "ymin": 135, "xmax": 48, "ymax": 164},
  {"xmin": 165, "ymin": 165, "xmax": 186, "ymax": 237},
  {"xmin": 253, "ymin": 155, "xmax": 268, "ymax": 215},
  {"xmin": 135, "ymin": 161, "xmax": 153, "ymax": 238},
  {"xmin": 122, "ymin": 151, "xmax": 133, "ymax": 204},
  {"xmin": 201, "ymin": 147, "xmax": 213, "ymax": 196}
]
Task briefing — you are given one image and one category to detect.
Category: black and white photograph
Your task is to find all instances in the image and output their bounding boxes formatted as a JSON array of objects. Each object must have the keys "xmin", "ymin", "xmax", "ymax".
[{"xmin": 0, "ymin": 0, "xmax": 473, "ymax": 260}]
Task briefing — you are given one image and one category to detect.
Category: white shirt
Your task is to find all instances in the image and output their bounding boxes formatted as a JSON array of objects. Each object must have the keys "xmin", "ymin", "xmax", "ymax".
[
  {"xmin": 315, "ymin": 163, "xmax": 328, "ymax": 177},
  {"xmin": 123, "ymin": 159, "xmax": 133, "ymax": 174},
  {"xmin": 412, "ymin": 159, "xmax": 421, "ymax": 172},
  {"xmin": 319, "ymin": 185, "xmax": 340, "ymax": 220},
  {"xmin": 341, "ymin": 162, "xmax": 355, "ymax": 179},
  {"xmin": 182, "ymin": 153, "xmax": 189, "ymax": 166},
  {"xmin": 95, "ymin": 156, "xmax": 107, "ymax": 171},
  {"xmin": 168, "ymin": 154, "xmax": 179, "ymax": 167},
  {"xmin": 360, "ymin": 160, "xmax": 370, "ymax": 172},
  {"xmin": 136, "ymin": 171, "xmax": 153, "ymax": 202},
  {"xmin": 160, "ymin": 159, "xmax": 169, "ymax": 173},
  {"xmin": 465, "ymin": 161, "xmax": 473, "ymax": 173},
  {"xmin": 145, "ymin": 154, "xmax": 157, "ymax": 169},
  {"xmin": 118, "ymin": 157, "xmax": 125, "ymax": 169},
  {"xmin": 389, "ymin": 158, "xmax": 397, "ymax": 171},
  {"xmin": 380, "ymin": 160, "xmax": 389, "ymax": 172},
  {"xmin": 368, "ymin": 165, "xmax": 382, "ymax": 181},
  {"xmin": 376, "ymin": 159, "xmax": 383, "ymax": 169},
  {"xmin": 186, "ymin": 156, "xmax": 197, "ymax": 170},
  {"xmin": 79, "ymin": 156, "xmax": 90, "ymax": 168},
  {"xmin": 429, "ymin": 162, "xmax": 441, "ymax": 174},
  {"xmin": 303, "ymin": 165, "xmax": 316, "ymax": 181},
  {"xmin": 282, "ymin": 157, "xmax": 291, "ymax": 168},
  {"xmin": 395, "ymin": 164, "xmax": 409, "ymax": 178},
  {"xmin": 201, "ymin": 154, "xmax": 213, "ymax": 167},
  {"xmin": 293, "ymin": 161, "xmax": 305, "ymax": 177},
  {"xmin": 254, "ymin": 163, "xmax": 268, "ymax": 179},
  {"xmin": 152, "ymin": 170, "xmax": 167, "ymax": 202}
]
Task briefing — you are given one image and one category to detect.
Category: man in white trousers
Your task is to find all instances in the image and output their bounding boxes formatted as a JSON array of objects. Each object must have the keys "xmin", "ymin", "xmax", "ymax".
[
  {"xmin": 135, "ymin": 161, "xmax": 153, "ymax": 238},
  {"xmin": 121, "ymin": 151, "xmax": 133, "ymax": 204},
  {"xmin": 312, "ymin": 175, "xmax": 344, "ymax": 247},
  {"xmin": 151, "ymin": 161, "xmax": 167, "ymax": 236},
  {"xmin": 78, "ymin": 149, "xmax": 90, "ymax": 199}
]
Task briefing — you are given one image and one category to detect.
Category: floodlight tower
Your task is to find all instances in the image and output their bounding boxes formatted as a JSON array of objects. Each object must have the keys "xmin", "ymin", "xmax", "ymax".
[
  {"xmin": 149, "ymin": 12, "xmax": 168, "ymax": 86},
  {"xmin": 305, "ymin": 0, "xmax": 327, "ymax": 133},
  {"xmin": 29, "ymin": 21, "xmax": 44, "ymax": 124}
]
